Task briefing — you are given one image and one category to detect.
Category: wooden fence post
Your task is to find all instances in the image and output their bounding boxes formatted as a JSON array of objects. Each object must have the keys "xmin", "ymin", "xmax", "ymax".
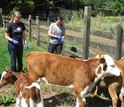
[
  {"xmin": 115, "ymin": 24, "xmax": 123, "ymax": 60},
  {"xmin": 0, "ymin": 8, "xmax": 3, "ymax": 27},
  {"xmin": 82, "ymin": 6, "xmax": 91, "ymax": 59},
  {"xmin": 36, "ymin": 16, "xmax": 40, "ymax": 46},
  {"xmin": 47, "ymin": 17, "xmax": 50, "ymax": 26},
  {"xmin": 2, "ymin": 15, "xmax": 6, "ymax": 29},
  {"xmin": 28, "ymin": 15, "xmax": 32, "ymax": 41}
]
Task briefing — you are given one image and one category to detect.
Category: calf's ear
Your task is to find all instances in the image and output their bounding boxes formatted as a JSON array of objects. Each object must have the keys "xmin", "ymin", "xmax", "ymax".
[
  {"xmin": 5, "ymin": 67, "xmax": 9, "ymax": 71},
  {"xmin": 95, "ymin": 52, "xmax": 102, "ymax": 59}
]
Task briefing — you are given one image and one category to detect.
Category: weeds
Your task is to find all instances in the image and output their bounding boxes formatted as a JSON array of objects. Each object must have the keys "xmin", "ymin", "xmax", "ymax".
[
  {"xmin": 0, "ymin": 96, "xmax": 15, "ymax": 105},
  {"xmin": 65, "ymin": 10, "xmax": 124, "ymax": 32}
]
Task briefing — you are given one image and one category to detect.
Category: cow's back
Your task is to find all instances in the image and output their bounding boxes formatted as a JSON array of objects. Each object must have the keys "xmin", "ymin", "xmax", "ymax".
[{"xmin": 26, "ymin": 52, "xmax": 86, "ymax": 85}]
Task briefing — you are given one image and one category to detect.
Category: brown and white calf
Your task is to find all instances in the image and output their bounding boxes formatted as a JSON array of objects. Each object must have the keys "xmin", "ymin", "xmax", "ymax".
[
  {"xmin": 118, "ymin": 57, "xmax": 124, "ymax": 107},
  {"xmin": 26, "ymin": 52, "xmax": 121, "ymax": 107},
  {"xmin": 96, "ymin": 57, "xmax": 124, "ymax": 107},
  {"xmin": 0, "ymin": 70, "xmax": 44, "ymax": 107}
]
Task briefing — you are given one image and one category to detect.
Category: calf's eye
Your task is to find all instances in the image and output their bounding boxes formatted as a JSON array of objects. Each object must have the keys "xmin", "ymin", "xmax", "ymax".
[{"xmin": 100, "ymin": 58, "xmax": 105, "ymax": 63}]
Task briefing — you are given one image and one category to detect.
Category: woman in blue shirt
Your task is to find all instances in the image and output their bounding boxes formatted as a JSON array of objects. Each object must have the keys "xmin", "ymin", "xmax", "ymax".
[{"xmin": 5, "ymin": 11, "xmax": 28, "ymax": 72}]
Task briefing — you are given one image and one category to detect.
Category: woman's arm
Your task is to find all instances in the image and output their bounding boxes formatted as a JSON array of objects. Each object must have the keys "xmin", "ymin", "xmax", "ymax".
[
  {"xmin": 22, "ymin": 31, "xmax": 27, "ymax": 43},
  {"xmin": 48, "ymin": 30, "xmax": 57, "ymax": 38},
  {"xmin": 62, "ymin": 31, "xmax": 65, "ymax": 38},
  {"xmin": 5, "ymin": 32, "xmax": 13, "ymax": 41}
]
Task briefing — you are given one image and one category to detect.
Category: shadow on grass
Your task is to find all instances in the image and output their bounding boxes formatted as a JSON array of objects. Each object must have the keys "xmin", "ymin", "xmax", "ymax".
[
  {"xmin": 44, "ymin": 93, "xmax": 75, "ymax": 107},
  {"xmin": 0, "ymin": 92, "xmax": 121, "ymax": 107},
  {"xmin": 44, "ymin": 92, "xmax": 114, "ymax": 107}
]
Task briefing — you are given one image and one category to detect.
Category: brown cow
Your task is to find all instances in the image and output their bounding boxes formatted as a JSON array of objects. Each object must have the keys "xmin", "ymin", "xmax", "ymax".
[
  {"xmin": 0, "ymin": 70, "xmax": 44, "ymax": 107},
  {"xmin": 26, "ymin": 52, "xmax": 121, "ymax": 107}
]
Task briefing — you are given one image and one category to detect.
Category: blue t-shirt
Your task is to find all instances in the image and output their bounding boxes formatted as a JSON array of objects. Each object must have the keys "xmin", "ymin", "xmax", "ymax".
[{"xmin": 6, "ymin": 22, "xmax": 25, "ymax": 44}]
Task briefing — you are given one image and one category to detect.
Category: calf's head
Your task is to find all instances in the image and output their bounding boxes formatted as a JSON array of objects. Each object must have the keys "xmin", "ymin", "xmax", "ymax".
[
  {"xmin": 0, "ymin": 70, "xmax": 17, "ymax": 87},
  {"xmin": 95, "ymin": 54, "xmax": 120, "ymax": 78}
]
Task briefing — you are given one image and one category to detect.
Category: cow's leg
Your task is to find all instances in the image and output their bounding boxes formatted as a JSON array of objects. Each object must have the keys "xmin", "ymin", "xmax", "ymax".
[
  {"xmin": 75, "ymin": 92, "xmax": 86, "ymax": 107},
  {"xmin": 21, "ymin": 97, "xmax": 28, "ymax": 107},
  {"xmin": 29, "ymin": 98, "xmax": 35, "ymax": 107},
  {"xmin": 93, "ymin": 86, "xmax": 98, "ymax": 95},
  {"xmin": 16, "ymin": 95, "xmax": 21, "ymax": 107},
  {"xmin": 36, "ymin": 93, "xmax": 44, "ymax": 107},
  {"xmin": 119, "ymin": 94, "xmax": 124, "ymax": 107},
  {"xmin": 74, "ymin": 89, "xmax": 86, "ymax": 107},
  {"xmin": 108, "ymin": 83, "xmax": 119, "ymax": 107},
  {"xmin": 119, "ymin": 87, "xmax": 124, "ymax": 107},
  {"xmin": 36, "ymin": 100, "xmax": 44, "ymax": 107},
  {"xmin": 75, "ymin": 98, "xmax": 80, "ymax": 107}
]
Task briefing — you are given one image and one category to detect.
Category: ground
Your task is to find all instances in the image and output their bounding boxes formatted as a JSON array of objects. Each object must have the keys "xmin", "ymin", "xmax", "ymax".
[{"xmin": 0, "ymin": 84, "xmax": 113, "ymax": 107}]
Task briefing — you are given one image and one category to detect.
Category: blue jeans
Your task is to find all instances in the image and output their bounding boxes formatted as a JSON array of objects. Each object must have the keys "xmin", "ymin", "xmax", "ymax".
[
  {"xmin": 48, "ymin": 43, "xmax": 63, "ymax": 54},
  {"xmin": 8, "ymin": 43, "xmax": 23, "ymax": 72}
]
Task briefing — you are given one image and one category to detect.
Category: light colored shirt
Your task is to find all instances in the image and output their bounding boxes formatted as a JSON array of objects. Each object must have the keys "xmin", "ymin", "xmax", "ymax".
[{"xmin": 48, "ymin": 23, "xmax": 65, "ymax": 44}]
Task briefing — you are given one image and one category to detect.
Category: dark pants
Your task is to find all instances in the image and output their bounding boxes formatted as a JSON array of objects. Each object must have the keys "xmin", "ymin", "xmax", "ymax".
[
  {"xmin": 48, "ymin": 43, "xmax": 63, "ymax": 54},
  {"xmin": 8, "ymin": 43, "xmax": 23, "ymax": 72}
]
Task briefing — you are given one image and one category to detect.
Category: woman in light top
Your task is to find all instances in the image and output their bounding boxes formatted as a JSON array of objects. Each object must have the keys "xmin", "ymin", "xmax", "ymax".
[{"xmin": 48, "ymin": 16, "xmax": 66, "ymax": 54}]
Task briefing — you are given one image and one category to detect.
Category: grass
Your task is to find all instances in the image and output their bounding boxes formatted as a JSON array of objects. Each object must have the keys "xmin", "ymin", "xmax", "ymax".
[
  {"xmin": 0, "ymin": 85, "xmax": 15, "ymax": 105},
  {"xmin": 0, "ymin": 28, "xmax": 11, "ymax": 74}
]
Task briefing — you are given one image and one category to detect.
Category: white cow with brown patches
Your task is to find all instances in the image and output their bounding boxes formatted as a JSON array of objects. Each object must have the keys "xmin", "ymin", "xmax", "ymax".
[
  {"xmin": 26, "ymin": 52, "xmax": 121, "ymax": 107},
  {"xmin": 0, "ymin": 70, "xmax": 44, "ymax": 107},
  {"xmin": 93, "ymin": 56, "xmax": 124, "ymax": 107}
]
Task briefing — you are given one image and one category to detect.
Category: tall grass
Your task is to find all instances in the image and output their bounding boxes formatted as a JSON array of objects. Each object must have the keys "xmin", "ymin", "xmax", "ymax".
[
  {"xmin": 91, "ymin": 14, "xmax": 124, "ymax": 32},
  {"xmin": 65, "ymin": 10, "xmax": 124, "ymax": 32},
  {"xmin": 65, "ymin": 10, "xmax": 84, "ymax": 28}
]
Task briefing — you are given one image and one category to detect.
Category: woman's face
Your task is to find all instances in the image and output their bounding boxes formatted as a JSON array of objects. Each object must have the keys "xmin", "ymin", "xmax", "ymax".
[
  {"xmin": 14, "ymin": 15, "xmax": 21, "ymax": 23},
  {"xmin": 56, "ymin": 19, "xmax": 62, "ymax": 26}
]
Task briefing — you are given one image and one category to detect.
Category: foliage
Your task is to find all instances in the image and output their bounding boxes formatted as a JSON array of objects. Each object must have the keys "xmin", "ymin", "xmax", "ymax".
[
  {"xmin": 0, "ymin": 84, "xmax": 16, "ymax": 105},
  {"xmin": 1, "ymin": 0, "xmax": 34, "ymax": 15},
  {"xmin": 105, "ymin": 0, "xmax": 124, "ymax": 15},
  {"xmin": 14, "ymin": 1, "xmax": 35, "ymax": 16},
  {"xmin": 0, "ymin": 0, "xmax": 124, "ymax": 16},
  {"xmin": 0, "ymin": 96, "xmax": 15, "ymax": 105}
]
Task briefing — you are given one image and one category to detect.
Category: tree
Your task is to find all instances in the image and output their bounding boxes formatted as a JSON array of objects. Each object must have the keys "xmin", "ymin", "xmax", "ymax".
[
  {"xmin": 105, "ymin": 0, "xmax": 124, "ymax": 15},
  {"xmin": 1, "ymin": 0, "xmax": 124, "ymax": 16}
]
